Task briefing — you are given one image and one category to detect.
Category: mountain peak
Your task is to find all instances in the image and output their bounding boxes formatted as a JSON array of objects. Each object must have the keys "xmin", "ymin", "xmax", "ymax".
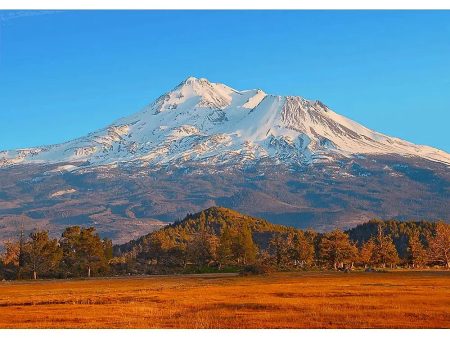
[
  {"xmin": 184, "ymin": 75, "xmax": 198, "ymax": 82},
  {"xmin": 1, "ymin": 77, "xmax": 450, "ymax": 168},
  {"xmin": 154, "ymin": 77, "xmax": 236, "ymax": 114},
  {"xmin": 178, "ymin": 76, "xmax": 218, "ymax": 89}
]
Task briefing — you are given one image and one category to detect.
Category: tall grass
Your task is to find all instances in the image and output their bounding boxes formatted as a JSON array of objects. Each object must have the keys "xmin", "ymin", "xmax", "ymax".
[{"xmin": 0, "ymin": 271, "xmax": 448, "ymax": 328}]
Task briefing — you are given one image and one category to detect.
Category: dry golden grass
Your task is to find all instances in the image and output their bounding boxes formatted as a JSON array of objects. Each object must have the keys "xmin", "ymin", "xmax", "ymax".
[{"xmin": 0, "ymin": 271, "xmax": 449, "ymax": 328}]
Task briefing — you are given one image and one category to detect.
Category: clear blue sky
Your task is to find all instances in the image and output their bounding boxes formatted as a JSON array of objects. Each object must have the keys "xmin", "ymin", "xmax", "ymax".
[{"xmin": 1, "ymin": 10, "xmax": 449, "ymax": 152}]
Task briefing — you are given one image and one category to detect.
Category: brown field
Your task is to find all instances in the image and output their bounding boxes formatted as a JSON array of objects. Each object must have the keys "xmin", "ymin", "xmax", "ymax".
[{"xmin": 0, "ymin": 271, "xmax": 449, "ymax": 328}]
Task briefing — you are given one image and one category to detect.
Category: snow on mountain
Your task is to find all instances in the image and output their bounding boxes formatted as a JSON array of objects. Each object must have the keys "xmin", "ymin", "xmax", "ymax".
[{"xmin": 1, "ymin": 76, "xmax": 450, "ymax": 168}]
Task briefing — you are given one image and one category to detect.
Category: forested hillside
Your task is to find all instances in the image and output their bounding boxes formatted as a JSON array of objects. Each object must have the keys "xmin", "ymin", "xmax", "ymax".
[
  {"xmin": 347, "ymin": 220, "xmax": 439, "ymax": 259},
  {"xmin": 1, "ymin": 207, "xmax": 449, "ymax": 280},
  {"xmin": 115, "ymin": 206, "xmax": 291, "ymax": 255}
]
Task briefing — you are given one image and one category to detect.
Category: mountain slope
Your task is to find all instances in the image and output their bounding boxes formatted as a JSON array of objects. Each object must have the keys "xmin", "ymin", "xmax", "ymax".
[
  {"xmin": 0, "ymin": 77, "xmax": 449, "ymax": 244},
  {"xmin": 1, "ymin": 77, "xmax": 449, "ymax": 168}
]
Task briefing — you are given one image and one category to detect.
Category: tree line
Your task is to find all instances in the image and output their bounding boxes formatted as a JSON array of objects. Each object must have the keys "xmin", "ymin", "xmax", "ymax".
[
  {"xmin": 1, "ymin": 226, "xmax": 112, "ymax": 280},
  {"xmin": 1, "ymin": 207, "xmax": 449, "ymax": 280}
]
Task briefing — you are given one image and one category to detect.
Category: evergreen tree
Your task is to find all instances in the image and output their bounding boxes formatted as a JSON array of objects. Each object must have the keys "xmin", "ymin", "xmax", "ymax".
[
  {"xmin": 187, "ymin": 231, "xmax": 218, "ymax": 267},
  {"xmin": 373, "ymin": 225, "xmax": 399, "ymax": 268},
  {"xmin": 79, "ymin": 227, "xmax": 110, "ymax": 277},
  {"xmin": 269, "ymin": 233, "xmax": 289, "ymax": 268},
  {"xmin": 407, "ymin": 231, "xmax": 427, "ymax": 268},
  {"xmin": 319, "ymin": 229, "xmax": 358, "ymax": 270},
  {"xmin": 142, "ymin": 232, "xmax": 166, "ymax": 267},
  {"xmin": 59, "ymin": 226, "xmax": 81, "ymax": 277},
  {"xmin": 288, "ymin": 231, "xmax": 315, "ymax": 268},
  {"xmin": 217, "ymin": 226, "xmax": 234, "ymax": 268},
  {"xmin": 60, "ymin": 226, "xmax": 109, "ymax": 277},
  {"xmin": 1, "ymin": 240, "xmax": 20, "ymax": 279},
  {"xmin": 1, "ymin": 240, "xmax": 20, "ymax": 267},
  {"xmin": 199, "ymin": 211, "xmax": 207, "ymax": 228},
  {"xmin": 233, "ymin": 225, "xmax": 257, "ymax": 265},
  {"xmin": 426, "ymin": 222, "xmax": 450, "ymax": 268},
  {"xmin": 359, "ymin": 238, "xmax": 376, "ymax": 268},
  {"xmin": 23, "ymin": 230, "xmax": 62, "ymax": 279}
]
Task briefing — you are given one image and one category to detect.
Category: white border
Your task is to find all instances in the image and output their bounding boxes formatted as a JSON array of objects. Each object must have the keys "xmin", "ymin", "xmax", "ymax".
[
  {"xmin": 1, "ymin": 2, "xmax": 449, "ymax": 337},
  {"xmin": 1, "ymin": 0, "xmax": 450, "ymax": 10}
]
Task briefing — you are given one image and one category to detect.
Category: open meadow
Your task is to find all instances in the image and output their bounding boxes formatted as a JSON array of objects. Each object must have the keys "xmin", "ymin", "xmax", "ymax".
[{"xmin": 0, "ymin": 271, "xmax": 449, "ymax": 328}]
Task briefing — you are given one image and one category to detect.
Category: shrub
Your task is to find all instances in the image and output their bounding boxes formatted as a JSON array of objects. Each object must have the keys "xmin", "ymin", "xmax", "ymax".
[{"xmin": 240, "ymin": 263, "xmax": 272, "ymax": 276}]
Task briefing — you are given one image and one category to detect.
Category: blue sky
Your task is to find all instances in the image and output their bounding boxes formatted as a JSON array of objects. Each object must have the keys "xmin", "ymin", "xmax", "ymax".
[{"xmin": 0, "ymin": 10, "xmax": 449, "ymax": 152}]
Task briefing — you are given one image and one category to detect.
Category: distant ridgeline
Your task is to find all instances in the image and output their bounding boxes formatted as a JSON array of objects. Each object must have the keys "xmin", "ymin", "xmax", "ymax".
[{"xmin": 1, "ymin": 207, "xmax": 449, "ymax": 280}]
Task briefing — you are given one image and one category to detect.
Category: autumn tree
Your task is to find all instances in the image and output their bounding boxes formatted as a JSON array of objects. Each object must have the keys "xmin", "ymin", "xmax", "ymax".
[
  {"xmin": 426, "ymin": 222, "xmax": 450, "ymax": 268},
  {"xmin": 59, "ymin": 226, "xmax": 80, "ymax": 276},
  {"xmin": 137, "ymin": 229, "xmax": 189, "ymax": 270},
  {"xmin": 1, "ymin": 240, "xmax": 21, "ymax": 279},
  {"xmin": 372, "ymin": 225, "xmax": 399, "ymax": 268},
  {"xmin": 407, "ymin": 231, "xmax": 427, "ymax": 268},
  {"xmin": 141, "ymin": 232, "xmax": 167, "ymax": 267},
  {"xmin": 187, "ymin": 231, "xmax": 218, "ymax": 267},
  {"xmin": 60, "ymin": 226, "xmax": 110, "ymax": 277},
  {"xmin": 233, "ymin": 225, "xmax": 258, "ymax": 265},
  {"xmin": 165, "ymin": 236, "xmax": 189, "ymax": 269},
  {"xmin": 1, "ymin": 240, "xmax": 20, "ymax": 267},
  {"xmin": 78, "ymin": 227, "xmax": 110, "ymax": 277},
  {"xmin": 288, "ymin": 231, "xmax": 315, "ymax": 268},
  {"xmin": 304, "ymin": 229, "xmax": 320, "ymax": 264},
  {"xmin": 269, "ymin": 231, "xmax": 314, "ymax": 269},
  {"xmin": 217, "ymin": 226, "xmax": 234, "ymax": 268},
  {"xmin": 269, "ymin": 233, "xmax": 289, "ymax": 268},
  {"xmin": 23, "ymin": 230, "xmax": 62, "ymax": 279},
  {"xmin": 359, "ymin": 238, "xmax": 376, "ymax": 268},
  {"xmin": 319, "ymin": 229, "xmax": 358, "ymax": 270}
]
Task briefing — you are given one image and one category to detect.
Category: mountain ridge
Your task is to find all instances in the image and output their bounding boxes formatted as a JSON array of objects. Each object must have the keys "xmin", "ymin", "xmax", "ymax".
[
  {"xmin": 2, "ymin": 76, "xmax": 449, "ymax": 169},
  {"xmin": 0, "ymin": 77, "xmax": 449, "ymax": 244}
]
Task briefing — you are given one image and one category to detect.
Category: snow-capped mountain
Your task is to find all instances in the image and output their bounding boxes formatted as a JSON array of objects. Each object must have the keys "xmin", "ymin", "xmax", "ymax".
[
  {"xmin": 1, "ymin": 77, "xmax": 450, "ymax": 244},
  {"xmin": 2, "ymin": 76, "xmax": 449, "ymax": 168}
]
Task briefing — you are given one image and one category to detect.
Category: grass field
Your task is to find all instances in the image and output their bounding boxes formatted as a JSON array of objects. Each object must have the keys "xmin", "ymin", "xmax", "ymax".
[{"xmin": 0, "ymin": 271, "xmax": 449, "ymax": 328}]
